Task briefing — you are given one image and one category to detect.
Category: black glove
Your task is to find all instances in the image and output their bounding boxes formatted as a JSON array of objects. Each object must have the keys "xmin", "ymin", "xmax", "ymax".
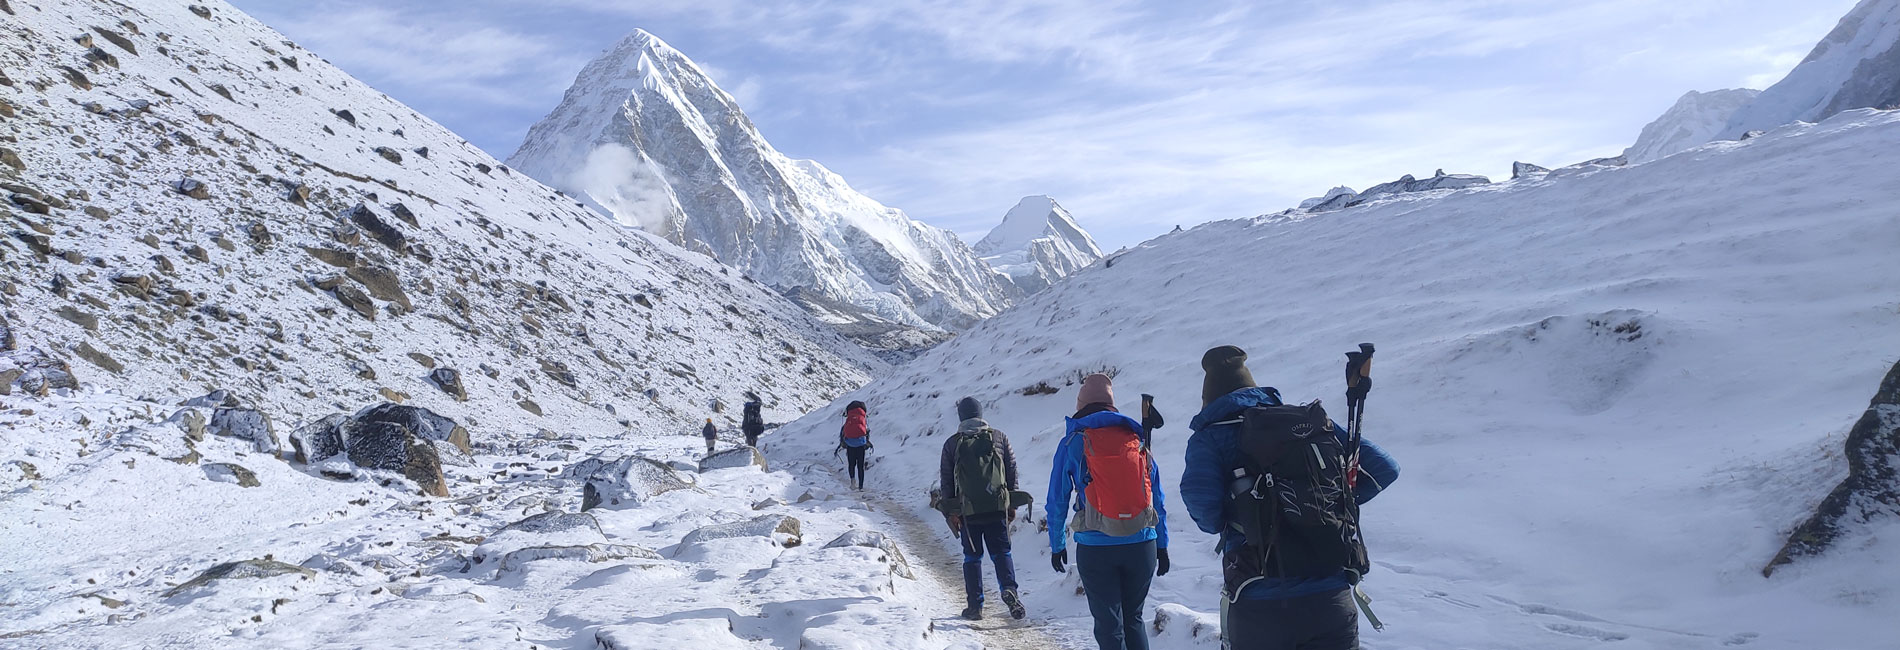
[
  {"xmin": 865, "ymin": 442, "xmax": 874, "ymax": 452},
  {"xmin": 947, "ymin": 515, "xmax": 963, "ymax": 537},
  {"xmin": 1156, "ymin": 547, "xmax": 1170, "ymax": 576},
  {"xmin": 1143, "ymin": 405, "xmax": 1165, "ymax": 432},
  {"xmin": 1051, "ymin": 549, "xmax": 1068, "ymax": 573}
]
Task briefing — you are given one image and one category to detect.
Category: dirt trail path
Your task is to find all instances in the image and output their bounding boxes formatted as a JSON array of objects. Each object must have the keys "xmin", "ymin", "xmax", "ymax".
[{"xmin": 812, "ymin": 464, "xmax": 1077, "ymax": 650}]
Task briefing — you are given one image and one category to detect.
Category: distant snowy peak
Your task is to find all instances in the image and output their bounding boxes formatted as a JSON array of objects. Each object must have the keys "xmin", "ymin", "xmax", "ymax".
[
  {"xmin": 1626, "ymin": 89, "xmax": 1761, "ymax": 163},
  {"xmin": 975, "ymin": 196, "xmax": 1102, "ymax": 295},
  {"xmin": 1718, "ymin": 0, "xmax": 1900, "ymax": 140},
  {"xmin": 508, "ymin": 28, "xmax": 1015, "ymax": 335}
]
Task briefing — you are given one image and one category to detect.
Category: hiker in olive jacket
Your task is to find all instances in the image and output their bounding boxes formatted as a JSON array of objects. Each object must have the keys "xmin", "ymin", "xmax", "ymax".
[{"xmin": 939, "ymin": 397, "xmax": 1025, "ymax": 620}]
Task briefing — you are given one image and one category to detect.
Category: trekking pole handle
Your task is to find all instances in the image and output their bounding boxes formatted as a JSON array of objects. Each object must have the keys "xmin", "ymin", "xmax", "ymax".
[{"xmin": 1345, "ymin": 343, "xmax": 1375, "ymax": 401}]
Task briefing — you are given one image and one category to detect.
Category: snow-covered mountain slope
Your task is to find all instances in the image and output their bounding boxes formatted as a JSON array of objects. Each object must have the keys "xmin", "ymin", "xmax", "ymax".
[
  {"xmin": 974, "ymin": 196, "xmax": 1102, "ymax": 296},
  {"xmin": 0, "ymin": 2, "xmax": 1028, "ymax": 647},
  {"xmin": 774, "ymin": 108, "xmax": 1900, "ymax": 649},
  {"xmin": 1719, "ymin": 0, "xmax": 1900, "ymax": 140},
  {"xmin": 507, "ymin": 30, "xmax": 1017, "ymax": 337},
  {"xmin": 1626, "ymin": 89, "xmax": 1762, "ymax": 163}
]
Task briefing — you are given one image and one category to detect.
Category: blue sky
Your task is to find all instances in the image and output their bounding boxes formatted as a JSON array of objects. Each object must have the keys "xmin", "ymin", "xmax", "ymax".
[{"xmin": 230, "ymin": 0, "xmax": 1853, "ymax": 248}]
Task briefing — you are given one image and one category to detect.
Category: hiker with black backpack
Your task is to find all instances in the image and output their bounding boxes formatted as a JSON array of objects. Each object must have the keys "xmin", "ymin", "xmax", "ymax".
[
  {"xmin": 939, "ymin": 396, "xmax": 1029, "ymax": 621},
  {"xmin": 742, "ymin": 395, "xmax": 766, "ymax": 448},
  {"xmin": 837, "ymin": 400, "xmax": 872, "ymax": 490},
  {"xmin": 1046, "ymin": 373, "xmax": 1171, "ymax": 650},
  {"xmin": 1180, "ymin": 345, "xmax": 1399, "ymax": 650}
]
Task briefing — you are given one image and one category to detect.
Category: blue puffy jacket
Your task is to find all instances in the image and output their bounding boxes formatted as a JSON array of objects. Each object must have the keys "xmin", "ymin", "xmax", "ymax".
[
  {"xmin": 1180, "ymin": 387, "xmax": 1400, "ymax": 600},
  {"xmin": 1046, "ymin": 410, "xmax": 1170, "ymax": 552}
]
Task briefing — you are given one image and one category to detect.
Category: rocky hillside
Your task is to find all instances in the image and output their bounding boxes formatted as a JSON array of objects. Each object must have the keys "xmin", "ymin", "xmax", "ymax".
[
  {"xmin": 1719, "ymin": 0, "xmax": 1900, "ymax": 140},
  {"xmin": 1625, "ymin": 89, "xmax": 1762, "ymax": 163},
  {"xmin": 507, "ymin": 30, "xmax": 1018, "ymax": 343}
]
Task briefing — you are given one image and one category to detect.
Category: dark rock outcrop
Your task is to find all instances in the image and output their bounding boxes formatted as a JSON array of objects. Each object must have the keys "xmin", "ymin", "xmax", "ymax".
[
  {"xmin": 1512, "ymin": 161, "xmax": 1551, "ymax": 179},
  {"xmin": 1765, "ymin": 360, "xmax": 1900, "ymax": 576},
  {"xmin": 345, "ymin": 420, "xmax": 448, "ymax": 497},
  {"xmin": 429, "ymin": 367, "xmax": 467, "ymax": 401}
]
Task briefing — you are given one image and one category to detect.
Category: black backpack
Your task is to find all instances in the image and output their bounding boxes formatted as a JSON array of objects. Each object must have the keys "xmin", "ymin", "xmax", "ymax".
[{"xmin": 1222, "ymin": 398, "xmax": 1370, "ymax": 593}]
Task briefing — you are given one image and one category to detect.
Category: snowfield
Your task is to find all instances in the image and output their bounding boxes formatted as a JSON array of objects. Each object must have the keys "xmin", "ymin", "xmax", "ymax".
[{"xmin": 775, "ymin": 108, "xmax": 1900, "ymax": 650}]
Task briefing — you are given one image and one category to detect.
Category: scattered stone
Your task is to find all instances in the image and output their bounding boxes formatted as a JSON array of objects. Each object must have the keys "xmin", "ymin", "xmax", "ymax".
[
  {"xmin": 824, "ymin": 530, "xmax": 914, "ymax": 579},
  {"xmin": 187, "ymin": 4, "xmax": 212, "ymax": 19},
  {"xmin": 84, "ymin": 206, "xmax": 109, "ymax": 220},
  {"xmin": 203, "ymin": 462, "xmax": 260, "ymax": 487},
  {"xmin": 57, "ymin": 66, "xmax": 92, "ymax": 90},
  {"xmin": 345, "ymin": 203, "xmax": 407, "ymax": 255},
  {"xmin": 331, "ymin": 109, "xmax": 356, "ymax": 126},
  {"xmin": 163, "ymin": 559, "xmax": 313, "ymax": 598},
  {"xmin": 54, "ymin": 306, "xmax": 98, "ymax": 331},
  {"xmin": 517, "ymin": 399, "xmax": 542, "ymax": 416},
  {"xmin": 497, "ymin": 544, "xmax": 659, "ymax": 573},
  {"xmin": 208, "ymin": 408, "xmax": 278, "ymax": 453},
  {"xmin": 348, "ymin": 265, "xmax": 410, "ymax": 309},
  {"xmin": 10, "ymin": 194, "xmax": 49, "ymax": 214},
  {"xmin": 571, "ymin": 455, "xmax": 693, "ymax": 511},
  {"xmin": 303, "ymin": 246, "xmax": 356, "ymax": 268},
  {"xmin": 85, "ymin": 46, "xmax": 119, "ymax": 69},
  {"xmin": 498, "ymin": 510, "xmax": 602, "ymax": 537},
  {"xmin": 429, "ymin": 368, "xmax": 466, "ymax": 401},
  {"xmin": 387, "ymin": 202, "xmax": 418, "ymax": 228},
  {"xmin": 285, "ymin": 182, "xmax": 311, "ymax": 206},
  {"xmin": 0, "ymin": 147, "xmax": 21, "ymax": 172},
  {"xmin": 92, "ymin": 26, "xmax": 136, "ymax": 55},
  {"xmin": 412, "ymin": 146, "xmax": 429, "ymax": 159},
  {"xmin": 13, "ymin": 230, "xmax": 50, "ymax": 254},
  {"xmin": 677, "ymin": 514, "xmax": 802, "ymax": 549},
  {"xmin": 377, "ymin": 387, "xmax": 408, "ymax": 403},
  {"xmin": 698, "ymin": 446, "xmax": 767, "ymax": 473},
  {"xmin": 73, "ymin": 341, "xmax": 122, "ymax": 374},
  {"xmin": 538, "ymin": 358, "xmax": 577, "ymax": 387},
  {"xmin": 407, "ymin": 352, "xmax": 435, "ymax": 368},
  {"xmin": 288, "ymin": 414, "xmax": 348, "ymax": 464},
  {"xmin": 173, "ymin": 178, "xmax": 209, "ymax": 200},
  {"xmin": 373, "ymin": 147, "xmax": 402, "ymax": 164},
  {"xmin": 332, "ymin": 283, "xmax": 376, "ymax": 320}
]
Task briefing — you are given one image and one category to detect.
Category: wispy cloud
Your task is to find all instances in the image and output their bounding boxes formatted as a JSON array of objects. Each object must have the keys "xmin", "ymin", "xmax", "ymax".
[{"xmin": 231, "ymin": 0, "xmax": 1861, "ymax": 248}]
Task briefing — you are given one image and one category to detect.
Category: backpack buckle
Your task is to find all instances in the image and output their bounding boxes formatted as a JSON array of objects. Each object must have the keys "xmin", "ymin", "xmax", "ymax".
[{"xmin": 1249, "ymin": 473, "xmax": 1274, "ymax": 499}]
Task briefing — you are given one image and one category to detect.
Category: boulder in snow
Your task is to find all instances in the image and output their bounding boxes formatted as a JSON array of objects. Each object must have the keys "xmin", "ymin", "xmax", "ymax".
[
  {"xmin": 202, "ymin": 462, "xmax": 260, "ymax": 487},
  {"xmin": 1765, "ymin": 359, "xmax": 1900, "ymax": 575},
  {"xmin": 824, "ymin": 529, "xmax": 913, "ymax": 579},
  {"xmin": 677, "ymin": 514, "xmax": 802, "ymax": 549},
  {"xmin": 698, "ymin": 446, "xmax": 767, "ymax": 473},
  {"xmin": 345, "ymin": 421, "xmax": 449, "ymax": 496},
  {"xmin": 163, "ymin": 559, "xmax": 314, "ymax": 597},
  {"xmin": 573, "ymin": 455, "xmax": 694, "ymax": 511},
  {"xmin": 207, "ymin": 407, "xmax": 278, "ymax": 454},
  {"xmin": 497, "ymin": 544, "xmax": 660, "ymax": 573}
]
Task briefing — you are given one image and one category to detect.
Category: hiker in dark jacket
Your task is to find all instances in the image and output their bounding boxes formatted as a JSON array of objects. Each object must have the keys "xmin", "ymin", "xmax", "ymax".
[
  {"xmin": 838, "ymin": 400, "xmax": 872, "ymax": 490},
  {"xmin": 742, "ymin": 397, "xmax": 765, "ymax": 448},
  {"xmin": 940, "ymin": 396, "xmax": 1025, "ymax": 621},
  {"xmin": 1181, "ymin": 346, "xmax": 1400, "ymax": 650},
  {"xmin": 701, "ymin": 418, "xmax": 718, "ymax": 456},
  {"xmin": 1047, "ymin": 373, "xmax": 1169, "ymax": 650}
]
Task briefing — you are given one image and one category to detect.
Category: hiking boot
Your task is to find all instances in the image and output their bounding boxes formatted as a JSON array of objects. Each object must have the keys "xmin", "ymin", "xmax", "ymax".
[
  {"xmin": 960, "ymin": 604, "xmax": 982, "ymax": 620},
  {"xmin": 1001, "ymin": 590, "xmax": 1025, "ymax": 620}
]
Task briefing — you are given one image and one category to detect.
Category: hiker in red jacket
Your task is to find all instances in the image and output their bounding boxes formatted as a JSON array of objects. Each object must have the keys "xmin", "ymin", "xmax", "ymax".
[{"xmin": 838, "ymin": 400, "xmax": 872, "ymax": 490}]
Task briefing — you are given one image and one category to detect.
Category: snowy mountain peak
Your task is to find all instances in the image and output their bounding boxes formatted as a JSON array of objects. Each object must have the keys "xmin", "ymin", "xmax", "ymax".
[
  {"xmin": 508, "ymin": 28, "xmax": 1017, "ymax": 343},
  {"xmin": 1625, "ymin": 89, "xmax": 1762, "ymax": 163},
  {"xmin": 975, "ymin": 196, "xmax": 1102, "ymax": 295},
  {"xmin": 1714, "ymin": 0, "xmax": 1900, "ymax": 140}
]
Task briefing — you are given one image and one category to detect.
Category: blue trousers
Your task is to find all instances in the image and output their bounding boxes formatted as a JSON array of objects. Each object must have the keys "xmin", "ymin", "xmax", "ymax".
[
  {"xmin": 1077, "ymin": 540, "xmax": 1157, "ymax": 650},
  {"xmin": 959, "ymin": 514, "xmax": 1017, "ymax": 607}
]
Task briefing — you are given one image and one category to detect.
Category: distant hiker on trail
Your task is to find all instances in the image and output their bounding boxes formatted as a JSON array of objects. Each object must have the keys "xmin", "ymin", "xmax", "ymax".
[
  {"xmin": 1046, "ymin": 373, "xmax": 1170, "ymax": 650},
  {"xmin": 742, "ymin": 397, "xmax": 765, "ymax": 448},
  {"xmin": 939, "ymin": 396, "xmax": 1028, "ymax": 621},
  {"xmin": 1180, "ymin": 345, "xmax": 1400, "ymax": 650},
  {"xmin": 701, "ymin": 418, "xmax": 718, "ymax": 456},
  {"xmin": 838, "ymin": 400, "xmax": 872, "ymax": 490}
]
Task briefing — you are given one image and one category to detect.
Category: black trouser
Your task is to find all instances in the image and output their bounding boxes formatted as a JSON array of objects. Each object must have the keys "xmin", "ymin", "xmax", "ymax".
[
  {"xmin": 845, "ymin": 446, "xmax": 867, "ymax": 488},
  {"xmin": 1225, "ymin": 588, "xmax": 1357, "ymax": 650},
  {"xmin": 745, "ymin": 431, "xmax": 761, "ymax": 448},
  {"xmin": 1077, "ymin": 540, "xmax": 1157, "ymax": 650},
  {"xmin": 960, "ymin": 513, "xmax": 1017, "ymax": 608}
]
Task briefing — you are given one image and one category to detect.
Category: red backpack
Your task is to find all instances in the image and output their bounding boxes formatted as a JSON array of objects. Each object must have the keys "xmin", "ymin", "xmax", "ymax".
[
  {"xmin": 1079, "ymin": 425, "xmax": 1155, "ymax": 536},
  {"xmin": 841, "ymin": 407, "xmax": 869, "ymax": 440}
]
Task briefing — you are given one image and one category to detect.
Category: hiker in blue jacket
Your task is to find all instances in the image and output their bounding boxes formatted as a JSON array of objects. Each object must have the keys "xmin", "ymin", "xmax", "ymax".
[
  {"xmin": 1047, "ymin": 373, "xmax": 1170, "ymax": 650},
  {"xmin": 1181, "ymin": 346, "xmax": 1400, "ymax": 650}
]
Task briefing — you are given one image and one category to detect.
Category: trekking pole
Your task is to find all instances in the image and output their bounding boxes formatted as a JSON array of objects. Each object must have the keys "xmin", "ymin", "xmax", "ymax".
[{"xmin": 1343, "ymin": 343, "xmax": 1374, "ymax": 486}]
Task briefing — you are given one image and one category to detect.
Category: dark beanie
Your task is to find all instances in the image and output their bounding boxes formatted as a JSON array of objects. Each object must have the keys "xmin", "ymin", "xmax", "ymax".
[
  {"xmin": 956, "ymin": 396, "xmax": 983, "ymax": 421},
  {"xmin": 1202, "ymin": 345, "xmax": 1257, "ymax": 406}
]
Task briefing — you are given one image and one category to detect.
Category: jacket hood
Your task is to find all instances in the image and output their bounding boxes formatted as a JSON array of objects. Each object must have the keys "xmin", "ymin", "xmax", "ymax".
[
  {"xmin": 1064, "ymin": 410, "xmax": 1144, "ymax": 437},
  {"xmin": 1189, "ymin": 386, "xmax": 1283, "ymax": 431},
  {"xmin": 957, "ymin": 417, "xmax": 991, "ymax": 433}
]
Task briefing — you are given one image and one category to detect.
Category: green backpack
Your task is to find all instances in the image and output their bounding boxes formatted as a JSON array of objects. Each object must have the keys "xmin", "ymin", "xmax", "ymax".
[{"xmin": 953, "ymin": 428, "xmax": 1010, "ymax": 516}]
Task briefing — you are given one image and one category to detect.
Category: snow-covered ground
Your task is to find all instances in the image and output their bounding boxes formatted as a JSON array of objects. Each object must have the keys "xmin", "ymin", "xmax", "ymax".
[
  {"xmin": 0, "ymin": 389, "xmax": 1009, "ymax": 649},
  {"xmin": 775, "ymin": 108, "xmax": 1900, "ymax": 649}
]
